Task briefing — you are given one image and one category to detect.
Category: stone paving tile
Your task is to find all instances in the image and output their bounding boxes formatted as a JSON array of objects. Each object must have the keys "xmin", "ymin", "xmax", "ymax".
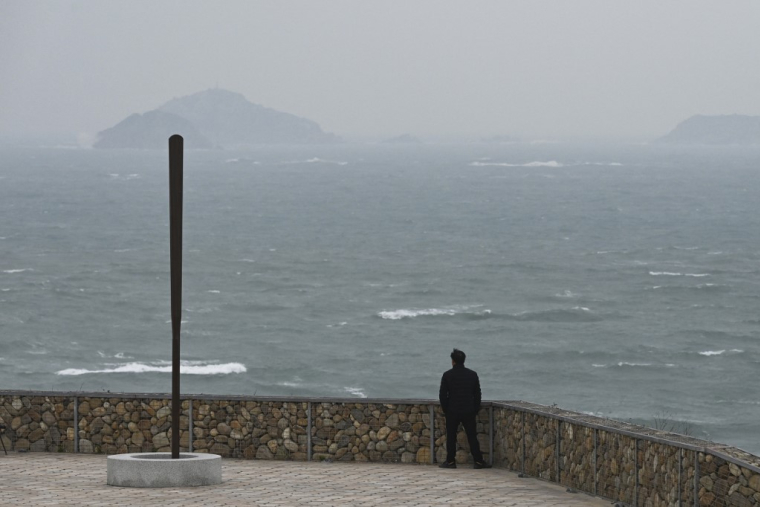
[{"xmin": 0, "ymin": 453, "xmax": 609, "ymax": 506}]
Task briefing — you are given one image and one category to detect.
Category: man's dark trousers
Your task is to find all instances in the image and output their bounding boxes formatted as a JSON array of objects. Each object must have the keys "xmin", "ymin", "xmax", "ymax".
[
  {"xmin": 439, "ymin": 362, "xmax": 485, "ymax": 464},
  {"xmin": 445, "ymin": 412, "xmax": 484, "ymax": 464}
]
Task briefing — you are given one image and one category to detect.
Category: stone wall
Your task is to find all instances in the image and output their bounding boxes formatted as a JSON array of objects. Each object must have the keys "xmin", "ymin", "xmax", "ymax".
[
  {"xmin": 490, "ymin": 401, "xmax": 760, "ymax": 507},
  {"xmin": 0, "ymin": 394, "xmax": 75, "ymax": 453},
  {"xmin": 3, "ymin": 391, "xmax": 760, "ymax": 507},
  {"xmin": 191, "ymin": 399, "xmax": 308, "ymax": 460},
  {"xmin": 559, "ymin": 422, "xmax": 594, "ymax": 494},
  {"xmin": 696, "ymin": 450, "xmax": 760, "ymax": 507},
  {"xmin": 312, "ymin": 402, "xmax": 432, "ymax": 463},
  {"xmin": 76, "ymin": 397, "xmax": 191, "ymax": 455},
  {"xmin": 637, "ymin": 440, "xmax": 680, "ymax": 507},
  {"xmin": 493, "ymin": 406, "xmax": 522, "ymax": 470},
  {"xmin": 597, "ymin": 430, "xmax": 636, "ymax": 504}
]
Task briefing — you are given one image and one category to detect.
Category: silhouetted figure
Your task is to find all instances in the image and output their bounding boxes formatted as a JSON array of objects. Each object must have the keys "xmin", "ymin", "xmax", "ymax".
[{"xmin": 438, "ymin": 348, "xmax": 491, "ymax": 469}]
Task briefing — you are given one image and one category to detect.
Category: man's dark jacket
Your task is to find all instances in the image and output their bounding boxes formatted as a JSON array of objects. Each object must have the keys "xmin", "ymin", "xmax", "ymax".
[{"xmin": 439, "ymin": 364, "xmax": 482, "ymax": 415}]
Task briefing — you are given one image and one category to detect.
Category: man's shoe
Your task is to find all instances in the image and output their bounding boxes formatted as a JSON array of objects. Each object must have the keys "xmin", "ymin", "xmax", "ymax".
[
  {"xmin": 438, "ymin": 461, "xmax": 457, "ymax": 469},
  {"xmin": 474, "ymin": 461, "xmax": 492, "ymax": 469}
]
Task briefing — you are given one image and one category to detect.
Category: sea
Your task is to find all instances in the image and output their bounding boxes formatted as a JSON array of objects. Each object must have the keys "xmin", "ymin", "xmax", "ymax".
[{"xmin": 0, "ymin": 142, "xmax": 758, "ymax": 454}]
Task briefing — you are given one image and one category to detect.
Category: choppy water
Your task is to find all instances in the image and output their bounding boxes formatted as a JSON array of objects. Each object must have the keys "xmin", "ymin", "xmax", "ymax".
[{"xmin": 0, "ymin": 143, "xmax": 758, "ymax": 453}]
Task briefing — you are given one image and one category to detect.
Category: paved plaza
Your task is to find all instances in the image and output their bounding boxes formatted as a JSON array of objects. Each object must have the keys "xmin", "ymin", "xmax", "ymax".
[{"xmin": 0, "ymin": 453, "xmax": 610, "ymax": 506}]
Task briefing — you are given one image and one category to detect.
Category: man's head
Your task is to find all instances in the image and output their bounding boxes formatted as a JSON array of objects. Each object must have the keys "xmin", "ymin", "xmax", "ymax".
[{"xmin": 450, "ymin": 348, "xmax": 466, "ymax": 366}]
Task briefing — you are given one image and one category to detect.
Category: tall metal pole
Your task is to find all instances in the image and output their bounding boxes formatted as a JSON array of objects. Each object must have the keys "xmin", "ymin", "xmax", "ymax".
[{"xmin": 169, "ymin": 134, "xmax": 183, "ymax": 459}]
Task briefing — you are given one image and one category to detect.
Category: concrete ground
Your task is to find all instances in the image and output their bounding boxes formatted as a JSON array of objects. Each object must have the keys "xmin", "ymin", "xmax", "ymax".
[{"xmin": 0, "ymin": 453, "xmax": 611, "ymax": 506}]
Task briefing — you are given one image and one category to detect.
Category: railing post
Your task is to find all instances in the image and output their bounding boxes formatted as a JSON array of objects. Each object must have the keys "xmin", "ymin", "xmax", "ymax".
[
  {"xmin": 73, "ymin": 396, "xmax": 79, "ymax": 453},
  {"xmin": 429, "ymin": 405, "xmax": 435, "ymax": 464},
  {"xmin": 678, "ymin": 447, "xmax": 682, "ymax": 507},
  {"xmin": 556, "ymin": 419, "xmax": 561, "ymax": 483},
  {"xmin": 188, "ymin": 399, "xmax": 193, "ymax": 453},
  {"xmin": 593, "ymin": 428, "xmax": 598, "ymax": 497},
  {"xmin": 634, "ymin": 438, "xmax": 639, "ymax": 507},
  {"xmin": 307, "ymin": 401, "xmax": 312, "ymax": 462},
  {"xmin": 489, "ymin": 406, "xmax": 494, "ymax": 466},
  {"xmin": 694, "ymin": 453, "xmax": 699, "ymax": 507},
  {"xmin": 521, "ymin": 411, "xmax": 526, "ymax": 474}
]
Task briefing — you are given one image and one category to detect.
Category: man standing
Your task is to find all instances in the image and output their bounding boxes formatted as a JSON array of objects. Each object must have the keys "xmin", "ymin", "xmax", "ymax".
[{"xmin": 438, "ymin": 348, "xmax": 491, "ymax": 469}]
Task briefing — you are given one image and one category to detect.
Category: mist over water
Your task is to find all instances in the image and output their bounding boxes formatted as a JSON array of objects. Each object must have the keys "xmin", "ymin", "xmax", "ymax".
[{"xmin": 0, "ymin": 143, "xmax": 759, "ymax": 453}]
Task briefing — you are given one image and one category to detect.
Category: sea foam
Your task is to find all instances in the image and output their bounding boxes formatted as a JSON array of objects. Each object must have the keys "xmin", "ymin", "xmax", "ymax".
[
  {"xmin": 280, "ymin": 157, "xmax": 348, "ymax": 166},
  {"xmin": 506, "ymin": 307, "xmax": 601, "ymax": 323},
  {"xmin": 344, "ymin": 386, "xmax": 367, "ymax": 398},
  {"xmin": 378, "ymin": 306, "xmax": 491, "ymax": 320},
  {"xmin": 469, "ymin": 160, "xmax": 623, "ymax": 168},
  {"xmin": 699, "ymin": 349, "xmax": 743, "ymax": 356},
  {"xmin": 56, "ymin": 361, "xmax": 246, "ymax": 376},
  {"xmin": 649, "ymin": 271, "xmax": 710, "ymax": 277},
  {"xmin": 469, "ymin": 160, "xmax": 563, "ymax": 167}
]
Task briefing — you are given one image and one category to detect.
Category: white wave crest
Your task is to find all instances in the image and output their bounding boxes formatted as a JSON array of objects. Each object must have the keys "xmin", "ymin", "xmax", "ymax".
[
  {"xmin": 378, "ymin": 306, "xmax": 491, "ymax": 320},
  {"xmin": 699, "ymin": 349, "xmax": 743, "ymax": 357},
  {"xmin": 282, "ymin": 157, "xmax": 348, "ymax": 166},
  {"xmin": 649, "ymin": 271, "xmax": 710, "ymax": 277},
  {"xmin": 56, "ymin": 361, "xmax": 246, "ymax": 376},
  {"xmin": 470, "ymin": 160, "xmax": 622, "ymax": 168},
  {"xmin": 470, "ymin": 160, "xmax": 563, "ymax": 167},
  {"xmin": 225, "ymin": 158, "xmax": 260, "ymax": 164},
  {"xmin": 2, "ymin": 269, "xmax": 31, "ymax": 274},
  {"xmin": 278, "ymin": 376, "xmax": 303, "ymax": 388},
  {"xmin": 344, "ymin": 386, "xmax": 367, "ymax": 398},
  {"xmin": 593, "ymin": 362, "xmax": 674, "ymax": 369}
]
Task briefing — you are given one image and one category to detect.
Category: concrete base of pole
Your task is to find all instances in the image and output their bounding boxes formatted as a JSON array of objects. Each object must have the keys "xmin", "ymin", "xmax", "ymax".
[{"xmin": 107, "ymin": 453, "xmax": 222, "ymax": 488}]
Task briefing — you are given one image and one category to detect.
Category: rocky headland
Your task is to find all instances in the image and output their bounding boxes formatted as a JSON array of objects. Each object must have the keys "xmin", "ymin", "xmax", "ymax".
[
  {"xmin": 95, "ymin": 89, "xmax": 340, "ymax": 149},
  {"xmin": 657, "ymin": 114, "xmax": 760, "ymax": 145}
]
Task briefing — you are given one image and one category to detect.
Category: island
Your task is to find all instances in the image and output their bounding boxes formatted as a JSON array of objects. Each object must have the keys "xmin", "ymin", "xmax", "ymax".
[
  {"xmin": 657, "ymin": 114, "xmax": 760, "ymax": 145},
  {"xmin": 94, "ymin": 88, "xmax": 340, "ymax": 149},
  {"xmin": 94, "ymin": 110, "xmax": 213, "ymax": 149}
]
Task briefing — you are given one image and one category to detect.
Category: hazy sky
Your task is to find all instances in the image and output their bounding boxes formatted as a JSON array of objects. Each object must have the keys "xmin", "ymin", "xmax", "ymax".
[{"xmin": 2, "ymin": 0, "xmax": 759, "ymax": 140}]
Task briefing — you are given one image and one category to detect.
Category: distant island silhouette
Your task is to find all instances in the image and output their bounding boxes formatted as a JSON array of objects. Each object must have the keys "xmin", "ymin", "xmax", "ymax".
[
  {"xmin": 657, "ymin": 114, "xmax": 760, "ymax": 145},
  {"xmin": 95, "ymin": 88, "xmax": 340, "ymax": 149}
]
